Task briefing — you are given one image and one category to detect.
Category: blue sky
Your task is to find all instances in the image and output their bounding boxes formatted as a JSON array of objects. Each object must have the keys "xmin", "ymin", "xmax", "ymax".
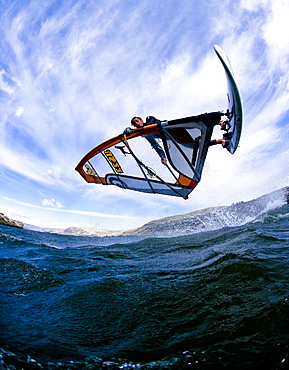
[{"xmin": 1, "ymin": 0, "xmax": 289, "ymax": 230}]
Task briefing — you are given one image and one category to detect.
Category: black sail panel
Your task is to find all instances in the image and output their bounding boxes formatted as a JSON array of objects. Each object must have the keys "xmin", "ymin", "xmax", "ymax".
[{"xmin": 159, "ymin": 113, "xmax": 218, "ymax": 182}]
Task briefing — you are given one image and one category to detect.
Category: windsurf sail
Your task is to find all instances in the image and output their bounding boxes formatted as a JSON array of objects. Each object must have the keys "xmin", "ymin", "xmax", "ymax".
[
  {"xmin": 75, "ymin": 45, "xmax": 243, "ymax": 199},
  {"xmin": 75, "ymin": 112, "xmax": 222, "ymax": 199}
]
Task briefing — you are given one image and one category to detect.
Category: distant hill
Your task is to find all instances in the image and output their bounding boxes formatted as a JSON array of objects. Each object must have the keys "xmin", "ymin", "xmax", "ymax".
[
  {"xmin": 24, "ymin": 225, "xmax": 125, "ymax": 237},
  {"xmin": 122, "ymin": 186, "xmax": 288, "ymax": 237},
  {"xmin": 20, "ymin": 186, "xmax": 289, "ymax": 237}
]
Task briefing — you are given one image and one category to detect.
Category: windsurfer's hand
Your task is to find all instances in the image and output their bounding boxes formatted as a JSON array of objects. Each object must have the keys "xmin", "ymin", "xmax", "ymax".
[{"xmin": 123, "ymin": 127, "xmax": 132, "ymax": 135}]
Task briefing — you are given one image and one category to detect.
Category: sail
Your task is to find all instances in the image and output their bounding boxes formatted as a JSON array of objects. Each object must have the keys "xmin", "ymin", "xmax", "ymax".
[{"xmin": 75, "ymin": 112, "xmax": 221, "ymax": 199}]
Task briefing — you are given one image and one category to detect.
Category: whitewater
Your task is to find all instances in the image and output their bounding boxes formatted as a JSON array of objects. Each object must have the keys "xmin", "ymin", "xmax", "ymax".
[{"xmin": 1, "ymin": 203, "xmax": 289, "ymax": 369}]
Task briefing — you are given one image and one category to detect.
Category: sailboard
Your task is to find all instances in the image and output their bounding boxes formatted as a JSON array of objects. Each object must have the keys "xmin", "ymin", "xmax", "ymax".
[
  {"xmin": 214, "ymin": 45, "xmax": 243, "ymax": 154},
  {"xmin": 75, "ymin": 45, "xmax": 243, "ymax": 199}
]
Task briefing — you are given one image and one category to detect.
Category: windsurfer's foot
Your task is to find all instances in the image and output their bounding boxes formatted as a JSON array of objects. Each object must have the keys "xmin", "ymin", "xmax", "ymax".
[
  {"xmin": 222, "ymin": 140, "xmax": 230, "ymax": 149},
  {"xmin": 220, "ymin": 121, "xmax": 231, "ymax": 131}
]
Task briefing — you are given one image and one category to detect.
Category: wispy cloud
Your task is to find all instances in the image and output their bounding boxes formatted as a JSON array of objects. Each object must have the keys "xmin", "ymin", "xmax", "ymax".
[
  {"xmin": 41, "ymin": 198, "xmax": 63, "ymax": 208},
  {"xmin": 1, "ymin": 195, "xmax": 133, "ymax": 219}
]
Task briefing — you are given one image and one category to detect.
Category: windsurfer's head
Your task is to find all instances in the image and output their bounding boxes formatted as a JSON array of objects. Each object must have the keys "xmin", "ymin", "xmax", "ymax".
[{"xmin": 131, "ymin": 117, "xmax": 144, "ymax": 128}]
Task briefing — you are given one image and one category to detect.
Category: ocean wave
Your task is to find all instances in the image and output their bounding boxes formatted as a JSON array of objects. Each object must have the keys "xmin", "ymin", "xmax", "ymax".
[
  {"xmin": 1, "ymin": 203, "xmax": 289, "ymax": 369},
  {"xmin": 0, "ymin": 257, "xmax": 64, "ymax": 295}
]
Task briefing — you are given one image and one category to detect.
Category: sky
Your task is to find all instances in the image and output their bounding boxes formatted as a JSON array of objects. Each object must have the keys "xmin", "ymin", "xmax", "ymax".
[{"xmin": 1, "ymin": 0, "xmax": 289, "ymax": 230}]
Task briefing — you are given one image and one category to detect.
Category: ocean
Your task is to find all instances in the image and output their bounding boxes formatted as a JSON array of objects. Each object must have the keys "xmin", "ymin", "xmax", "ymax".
[{"xmin": 1, "ymin": 204, "xmax": 289, "ymax": 369}]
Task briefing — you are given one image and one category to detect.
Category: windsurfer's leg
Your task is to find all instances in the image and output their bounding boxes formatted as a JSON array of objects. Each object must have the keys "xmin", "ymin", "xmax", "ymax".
[
  {"xmin": 216, "ymin": 138, "xmax": 226, "ymax": 145},
  {"xmin": 209, "ymin": 138, "xmax": 229, "ymax": 146}
]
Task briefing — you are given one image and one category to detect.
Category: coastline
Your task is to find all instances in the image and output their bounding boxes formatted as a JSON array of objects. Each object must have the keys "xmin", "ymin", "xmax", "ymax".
[
  {"xmin": 1, "ymin": 186, "xmax": 288, "ymax": 236},
  {"xmin": 0, "ymin": 213, "xmax": 24, "ymax": 229}
]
